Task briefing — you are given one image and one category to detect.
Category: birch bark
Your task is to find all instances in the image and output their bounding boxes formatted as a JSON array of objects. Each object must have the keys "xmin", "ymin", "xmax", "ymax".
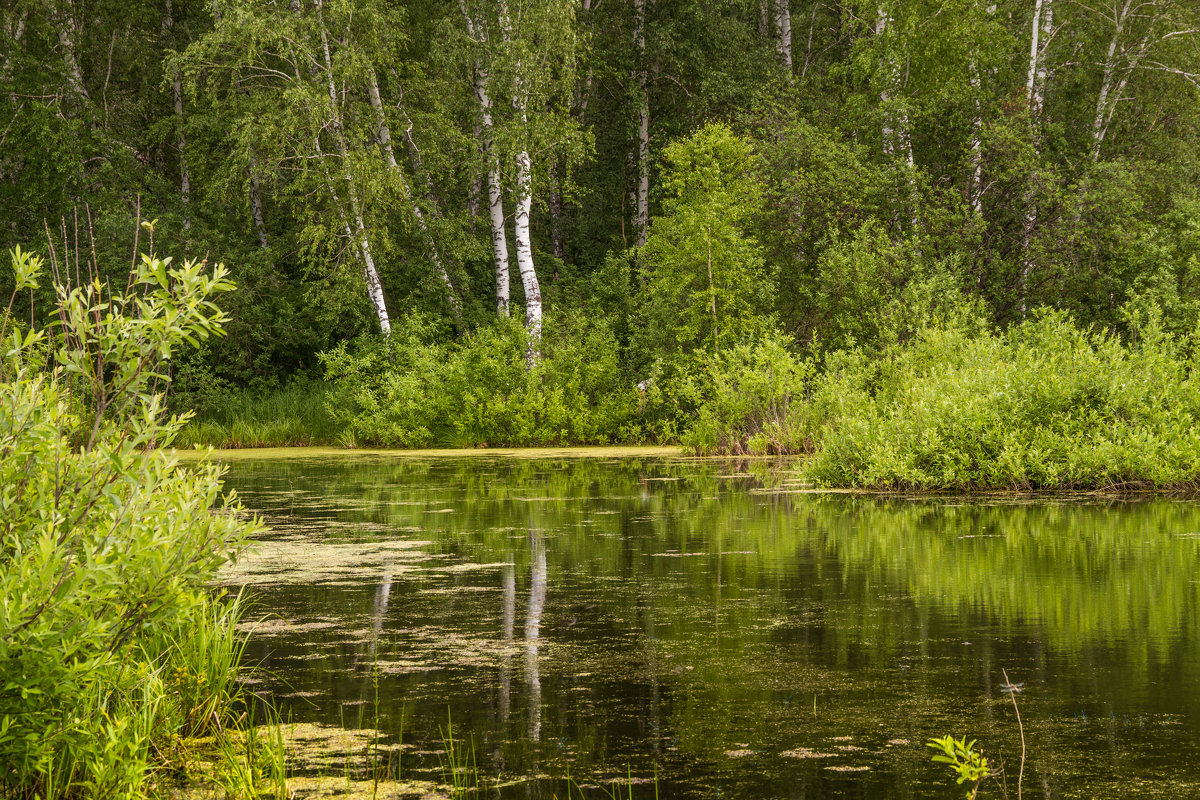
[
  {"xmin": 366, "ymin": 67, "xmax": 461, "ymax": 315},
  {"xmin": 775, "ymin": 0, "xmax": 793, "ymax": 77},
  {"xmin": 315, "ymin": 0, "xmax": 391, "ymax": 336},
  {"xmin": 500, "ymin": 1, "xmax": 543, "ymax": 361},
  {"xmin": 461, "ymin": 1, "xmax": 512, "ymax": 316},
  {"xmin": 633, "ymin": 0, "xmax": 649, "ymax": 248}
]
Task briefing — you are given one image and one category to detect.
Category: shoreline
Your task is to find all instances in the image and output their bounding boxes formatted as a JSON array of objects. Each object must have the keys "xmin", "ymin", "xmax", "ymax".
[{"xmin": 171, "ymin": 444, "xmax": 688, "ymax": 461}]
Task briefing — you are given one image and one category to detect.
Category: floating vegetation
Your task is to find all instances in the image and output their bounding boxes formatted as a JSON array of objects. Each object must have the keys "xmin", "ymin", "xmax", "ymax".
[
  {"xmin": 219, "ymin": 538, "xmax": 435, "ymax": 585},
  {"xmin": 780, "ymin": 748, "xmax": 837, "ymax": 759}
]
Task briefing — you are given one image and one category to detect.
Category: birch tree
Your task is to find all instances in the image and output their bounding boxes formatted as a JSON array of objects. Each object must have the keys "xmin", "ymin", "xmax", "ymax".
[
  {"xmin": 458, "ymin": 0, "xmax": 582, "ymax": 361},
  {"xmin": 460, "ymin": 1, "xmax": 512, "ymax": 316},
  {"xmin": 182, "ymin": 0, "xmax": 468, "ymax": 336},
  {"xmin": 775, "ymin": 0, "xmax": 793, "ymax": 77},
  {"xmin": 1080, "ymin": 0, "xmax": 1200, "ymax": 162},
  {"xmin": 633, "ymin": 0, "xmax": 650, "ymax": 248}
]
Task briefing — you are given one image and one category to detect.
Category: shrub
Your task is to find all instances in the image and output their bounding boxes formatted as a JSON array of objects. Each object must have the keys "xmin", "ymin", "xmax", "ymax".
[
  {"xmin": 0, "ymin": 247, "xmax": 259, "ymax": 797},
  {"xmin": 321, "ymin": 312, "xmax": 644, "ymax": 447},
  {"xmin": 803, "ymin": 310, "xmax": 1200, "ymax": 490},
  {"xmin": 667, "ymin": 333, "xmax": 815, "ymax": 456}
]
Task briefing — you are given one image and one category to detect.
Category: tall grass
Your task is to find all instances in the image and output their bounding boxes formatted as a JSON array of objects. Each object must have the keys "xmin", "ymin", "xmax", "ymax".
[{"xmin": 176, "ymin": 379, "xmax": 341, "ymax": 448}]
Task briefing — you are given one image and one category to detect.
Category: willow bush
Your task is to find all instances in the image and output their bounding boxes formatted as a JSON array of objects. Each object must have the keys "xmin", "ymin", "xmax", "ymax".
[
  {"xmin": 803, "ymin": 311, "xmax": 1200, "ymax": 490},
  {"xmin": 0, "ymin": 247, "xmax": 261, "ymax": 798}
]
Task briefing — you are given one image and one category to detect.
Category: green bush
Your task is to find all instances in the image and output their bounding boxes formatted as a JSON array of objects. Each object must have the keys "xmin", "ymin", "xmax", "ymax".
[
  {"xmin": 803, "ymin": 310, "xmax": 1200, "ymax": 490},
  {"xmin": 657, "ymin": 333, "xmax": 814, "ymax": 456},
  {"xmin": 321, "ymin": 312, "xmax": 644, "ymax": 447},
  {"xmin": 0, "ymin": 247, "xmax": 260, "ymax": 798}
]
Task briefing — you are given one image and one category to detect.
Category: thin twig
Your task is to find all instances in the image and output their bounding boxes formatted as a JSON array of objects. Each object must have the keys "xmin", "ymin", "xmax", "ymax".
[{"xmin": 1002, "ymin": 668, "xmax": 1025, "ymax": 800}]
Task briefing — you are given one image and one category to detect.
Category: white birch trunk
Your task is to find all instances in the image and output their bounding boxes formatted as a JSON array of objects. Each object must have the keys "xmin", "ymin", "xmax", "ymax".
[
  {"xmin": 479, "ymin": 73, "xmax": 512, "ymax": 316},
  {"xmin": 633, "ymin": 0, "xmax": 650, "ymax": 248},
  {"xmin": 367, "ymin": 68, "xmax": 461, "ymax": 315},
  {"xmin": 968, "ymin": 63, "xmax": 984, "ymax": 217},
  {"xmin": 775, "ymin": 0, "xmax": 793, "ymax": 77},
  {"xmin": 461, "ymin": 0, "xmax": 512, "ymax": 316},
  {"xmin": 499, "ymin": 1, "xmax": 543, "ymax": 359},
  {"xmin": 316, "ymin": 0, "xmax": 391, "ymax": 336},
  {"xmin": 1022, "ymin": 0, "xmax": 1053, "ymax": 316},
  {"xmin": 1026, "ymin": 0, "xmax": 1045, "ymax": 113},
  {"xmin": 1026, "ymin": 0, "xmax": 1053, "ymax": 117},
  {"xmin": 514, "ymin": 145, "xmax": 542, "ymax": 361},
  {"xmin": 55, "ymin": 1, "xmax": 88, "ymax": 103}
]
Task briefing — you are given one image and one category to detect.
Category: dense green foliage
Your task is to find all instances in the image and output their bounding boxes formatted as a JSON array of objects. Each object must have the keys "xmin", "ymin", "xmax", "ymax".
[
  {"xmin": 5, "ymin": 0, "xmax": 1200, "ymax": 484},
  {"xmin": 0, "ymin": 248, "xmax": 263, "ymax": 798},
  {"xmin": 321, "ymin": 314, "xmax": 643, "ymax": 447},
  {"xmin": 805, "ymin": 313, "xmax": 1200, "ymax": 490}
]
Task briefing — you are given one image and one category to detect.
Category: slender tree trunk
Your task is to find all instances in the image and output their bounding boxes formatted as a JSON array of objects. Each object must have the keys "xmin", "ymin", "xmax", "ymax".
[
  {"xmin": 1090, "ymin": 0, "xmax": 1134, "ymax": 162},
  {"xmin": 775, "ymin": 0, "xmax": 793, "ymax": 77},
  {"xmin": 316, "ymin": 0, "xmax": 390, "ymax": 336},
  {"xmin": 758, "ymin": 0, "xmax": 770, "ymax": 37},
  {"xmin": 1021, "ymin": 0, "xmax": 1053, "ymax": 317},
  {"xmin": 875, "ymin": 4, "xmax": 916, "ymax": 233},
  {"xmin": 513, "ymin": 142, "xmax": 542, "ymax": 360},
  {"xmin": 461, "ymin": 1, "xmax": 512, "ymax": 316},
  {"xmin": 367, "ymin": 67, "xmax": 461, "ymax": 315},
  {"xmin": 633, "ymin": 0, "xmax": 650, "ymax": 248},
  {"xmin": 968, "ymin": 62, "xmax": 984, "ymax": 217},
  {"xmin": 479, "ymin": 72, "xmax": 512, "ymax": 316},
  {"xmin": 248, "ymin": 157, "xmax": 269, "ymax": 250},
  {"xmin": 874, "ymin": 6, "xmax": 911, "ymax": 167},
  {"xmin": 55, "ymin": 0, "xmax": 88, "ymax": 103},
  {"xmin": 165, "ymin": 0, "xmax": 190, "ymax": 237},
  {"xmin": 500, "ymin": 3, "xmax": 544, "ymax": 361},
  {"xmin": 549, "ymin": 159, "xmax": 565, "ymax": 262},
  {"xmin": 1026, "ymin": 0, "xmax": 1053, "ymax": 117}
]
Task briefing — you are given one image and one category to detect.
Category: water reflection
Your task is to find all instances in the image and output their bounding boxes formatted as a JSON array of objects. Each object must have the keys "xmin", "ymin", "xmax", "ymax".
[
  {"xmin": 525, "ymin": 529, "xmax": 546, "ymax": 743},
  {"xmin": 216, "ymin": 453, "xmax": 1200, "ymax": 799}
]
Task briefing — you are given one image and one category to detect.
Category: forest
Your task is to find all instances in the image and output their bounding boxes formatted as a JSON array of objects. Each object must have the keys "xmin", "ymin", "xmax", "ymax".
[{"xmin": 4, "ymin": 0, "xmax": 1200, "ymax": 486}]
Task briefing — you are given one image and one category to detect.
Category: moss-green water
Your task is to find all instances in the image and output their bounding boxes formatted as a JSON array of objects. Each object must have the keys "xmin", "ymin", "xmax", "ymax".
[{"xmin": 214, "ymin": 453, "xmax": 1200, "ymax": 799}]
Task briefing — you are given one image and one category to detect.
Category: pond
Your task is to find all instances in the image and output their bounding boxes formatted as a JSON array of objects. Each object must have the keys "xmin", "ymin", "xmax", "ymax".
[{"xmin": 213, "ymin": 449, "xmax": 1200, "ymax": 799}]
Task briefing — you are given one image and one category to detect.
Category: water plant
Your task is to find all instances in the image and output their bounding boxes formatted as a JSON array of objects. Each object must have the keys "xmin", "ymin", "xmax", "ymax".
[{"xmin": 926, "ymin": 735, "xmax": 992, "ymax": 799}]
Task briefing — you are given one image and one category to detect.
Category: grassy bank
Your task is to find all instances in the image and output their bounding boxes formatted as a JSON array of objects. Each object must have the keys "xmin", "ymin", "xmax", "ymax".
[
  {"xmin": 174, "ymin": 309, "xmax": 1200, "ymax": 492},
  {"xmin": 175, "ymin": 380, "xmax": 342, "ymax": 448}
]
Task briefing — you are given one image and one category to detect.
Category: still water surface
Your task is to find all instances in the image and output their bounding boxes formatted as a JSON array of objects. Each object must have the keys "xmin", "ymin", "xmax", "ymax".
[{"xmin": 216, "ymin": 450, "xmax": 1200, "ymax": 799}]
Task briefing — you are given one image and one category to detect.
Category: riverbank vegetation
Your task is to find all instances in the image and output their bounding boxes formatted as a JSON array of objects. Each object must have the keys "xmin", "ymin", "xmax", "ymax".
[
  {"xmin": 5, "ymin": 0, "xmax": 1200, "ymax": 488},
  {"xmin": 0, "ymin": 248, "xmax": 282, "ymax": 798}
]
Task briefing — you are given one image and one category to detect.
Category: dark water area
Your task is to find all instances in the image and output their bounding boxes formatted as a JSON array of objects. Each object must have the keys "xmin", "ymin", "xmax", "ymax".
[{"xmin": 215, "ymin": 451, "xmax": 1200, "ymax": 799}]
